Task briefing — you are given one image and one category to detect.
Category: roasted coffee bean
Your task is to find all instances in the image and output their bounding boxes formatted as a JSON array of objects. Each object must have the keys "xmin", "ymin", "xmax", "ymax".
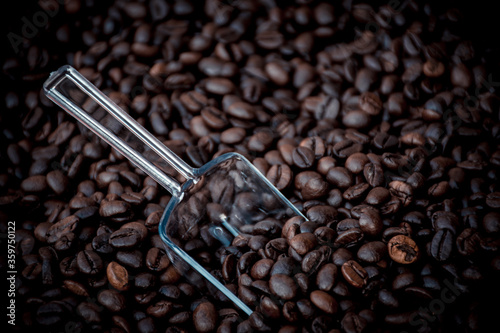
[
  {"xmin": 430, "ymin": 229, "xmax": 454, "ymax": 261},
  {"xmin": 333, "ymin": 140, "xmax": 363, "ymax": 159},
  {"xmin": 226, "ymin": 101, "xmax": 255, "ymax": 120},
  {"xmin": 300, "ymin": 173, "xmax": 329, "ymax": 200},
  {"xmin": 91, "ymin": 232, "xmax": 112, "ymax": 254},
  {"xmin": 46, "ymin": 170, "xmax": 69, "ymax": 195},
  {"xmin": 99, "ymin": 200, "xmax": 130, "ymax": 217},
  {"xmin": 486, "ymin": 192, "xmax": 500, "ymax": 208},
  {"xmin": 358, "ymin": 209, "xmax": 382, "ymax": 237},
  {"xmin": 147, "ymin": 300, "xmax": 173, "ymax": 318},
  {"xmin": 264, "ymin": 238, "xmax": 287, "ymax": 258},
  {"xmin": 343, "ymin": 183, "xmax": 370, "ymax": 201},
  {"xmin": 145, "ymin": 247, "xmax": 170, "ymax": 272},
  {"xmin": 389, "ymin": 181, "xmax": 413, "ymax": 206},
  {"xmin": 269, "ymin": 257, "xmax": 295, "ymax": 277},
  {"xmin": 337, "ymin": 219, "xmax": 360, "ymax": 233},
  {"xmin": 267, "ymin": 164, "xmax": 292, "ymax": 190},
  {"xmin": 310, "ymin": 290, "xmax": 338, "ymax": 314},
  {"xmin": 21, "ymin": 175, "xmax": 47, "ymax": 192},
  {"xmin": 76, "ymin": 250, "xmax": 103, "ymax": 275},
  {"xmin": 341, "ymin": 311, "xmax": 368, "ymax": 333},
  {"xmin": 301, "ymin": 249, "xmax": 326, "ymax": 274},
  {"xmin": 289, "ymin": 233, "xmax": 317, "ymax": 255},
  {"xmin": 269, "ymin": 274, "xmax": 298, "ymax": 301},
  {"xmin": 365, "ymin": 187, "xmax": 390, "ymax": 205},
  {"xmin": 76, "ymin": 301, "xmax": 101, "ymax": 323},
  {"xmin": 357, "ymin": 241, "xmax": 387, "ymax": 263},
  {"xmin": 193, "ymin": 302, "xmax": 217, "ymax": 333},
  {"xmin": 334, "ymin": 228, "xmax": 364, "ymax": 248},
  {"xmin": 46, "ymin": 215, "xmax": 79, "ymax": 244},
  {"xmin": 107, "ymin": 261, "xmax": 129, "ymax": 291},
  {"xmin": 221, "ymin": 127, "xmax": 246, "ymax": 144},
  {"xmin": 483, "ymin": 212, "xmax": 500, "ymax": 233},
  {"xmin": 300, "ymin": 136, "xmax": 325, "ymax": 159},
  {"xmin": 341, "ymin": 260, "xmax": 368, "ymax": 288},
  {"xmin": 359, "ymin": 92, "xmax": 382, "ymax": 116},
  {"xmin": 98, "ymin": 290, "xmax": 125, "ymax": 312},
  {"xmin": 314, "ymin": 226, "xmax": 336, "ymax": 245},
  {"xmin": 109, "ymin": 224, "xmax": 147, "ymax": 248},
  {"xmin": 316, "ymin": 263, "xmax": 337, "ymax": 291},
  {"xmin": 222, "ymin": 254, "xmax": 236, "ymax": 281},
  {"xmin": 388, "ymin": 235, "xmax": 419, "ymax": 264},
  {"xmin": 342, "ymin": 110, "xmax": 370, "ymax": 129},
  {"xmin": 116, "ymin": 250, "xmax": 143, "ymax": 269},
  {"xmin": 293, "ymin": 146, "xmax": 315, "ymax": 169},
  {"xmin": 326, "ymin": 167, "xmax": 353, "ymax": 188},
  {"xmin": 250, "ymin": 258, "xmax": 274, "ymax": 280},
  {"xmin": 363, "ymin": 163, "xmax": 384, "ymax": 187},
  {"xmin": 345, "ymin": 153, "xmax": 369, "ymax": 174}
]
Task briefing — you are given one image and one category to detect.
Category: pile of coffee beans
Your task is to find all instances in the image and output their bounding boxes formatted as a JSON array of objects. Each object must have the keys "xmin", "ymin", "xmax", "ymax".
[{"xmin": 2, "ymin": 0, "xmax": 500, "ymax": 332}]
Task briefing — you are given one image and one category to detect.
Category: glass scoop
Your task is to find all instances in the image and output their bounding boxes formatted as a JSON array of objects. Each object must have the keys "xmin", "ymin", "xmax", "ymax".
[{"xmin": 43, "ymin": 65, "xmax": 306, "ymax": 316}]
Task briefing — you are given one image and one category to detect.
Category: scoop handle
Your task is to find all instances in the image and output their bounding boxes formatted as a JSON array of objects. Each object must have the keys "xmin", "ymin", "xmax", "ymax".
[{"xmin": 43, "ymin": 65, "xmax": 193, "ymax": 196}]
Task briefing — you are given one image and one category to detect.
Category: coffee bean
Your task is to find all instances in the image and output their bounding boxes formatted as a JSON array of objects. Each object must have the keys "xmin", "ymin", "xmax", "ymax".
[
  {"xmin": 343, "ymin": 183, "xmax": 370, "ymax": 201},
  {"xmin": 76, "ymin": 250, "xmax": 103, "ymax": 275},
  {"xmin": 365, "ymin": 187, "xmax": 390, "ymax": 205},
  {"xmin": 307, "ymin": 205, "xmax": 338, "ymax": 225},
  {"xmin": 46, "ymin": 215, "xmax": 79, "ymax": 244},
  {"xmin": 342, "ymin": 110, "xmax": 370, "ymax": 129},
  {"xmin": 76, "ymin": 301, "xmax": 101, "ymax": 323},
  {"xmin": 270, "ymin": 274, "xmax": 298, "ymax": 300},
  {"xmin": 269, "ymin": 257, "xmax": 295, "ymax": 277},
  {"xmin": 341, "ymin": 260, "xmax": 368, "ymax": 288},
  {"xmin": 373, "ymin": 132, "xmax": 399, "ymax": 150},
  {"xmin": 301, "ymin": 249, "xmax": 326, "ymax": 274},
  {"xmin": 358, "ymin": 209, "xmax": 382, "ymax": 237},
  {"xmin": 147, "ymin": 300, "xmax": 173, "ymax": 318},
  {"xmin": 21, "ymin": 175, "xmax": 47, "ymax": 192},
  {"xmin": 326, "ymin": 167, "xmax": 352, "ymax": 188},
  {"xmin": 341, "ymin": 311, "xmax": 368, "ymax": 333},
  {"xmin": 486, "ymin": 192, "xmax": 500, "ymax": 208},
  {"xmin": 107, "ymin": 261, "xmax": 129, "ymax": 291},
  {"xmin": 109, "ymin": 226, "xmax": 145, "ymax": 248},
  {"xmin": 289, "ymin": 233, "xmax": 317, "ymax": 255},
  {"xmin": 293, "ymin": 146, "xmax": 315, "ymax": 169},
  {"xmin": 98, "ymin": 290, "xmax": 125, "ymax": 312},
  {"xmin": 248, "ymin": 130, "xmax": 274, "ymax": 152},
  {"xmin": 316, "ymin": 263, "xmax": 337, "ymax": 291},
  {"xmin": 266, "ymin": 164, "xmax": 292, "ymax": 190},
  {"xmin": 363, "ymin": 163, "xmax": 384, "ymax": 187},
  {"xmin": 334, "ymin": 228, "xmax": 364, "ymax": 248},
  {"xmin": 99, "ymin": 200, "xmax": 130, "ymax": 217},
  {"xmin": 333, "ymin": 140, "xmax": 363, "ymax": 159},
  {"xmin": 359, "ymin": 92, "xmax": 382, "ymax": 116},
  {"xmin": 193, "ymin": 302, "xmax": 217, "ymax": 333},
  {"xmin": 357, "ymin": 241, "xmax": 387, "ymax": 263},
  {"xmin": 310, "ymin": 290, "xmax": 338, "ymax": 314},
  {"xmin": 389, "ymin": 180, "xmax": 413, "ymax": 206},
  {"xmin": 145, "ymin": 247, "xmax": 170, "ymax": 272},
  {"xmin": 345, "ymin": 153, "xmax": 369, "ymax": 174},
  {"xmin": 430, "ymin": 229, "xmax": 454, "ymax": 261},
  {"xmin": 251, "ymin": 259, "xmax": 274, "ymax": 280},
  {"xmin": 265, "ymin": 61, "xmax": 289, "ymax": 86},
  {"xmin": 387, "ymin": 235, "xmax": 419, "ymax": 264},
  {"xmin": 46, "ymin": 170, "xmax": 69, "ymax": 195}
]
